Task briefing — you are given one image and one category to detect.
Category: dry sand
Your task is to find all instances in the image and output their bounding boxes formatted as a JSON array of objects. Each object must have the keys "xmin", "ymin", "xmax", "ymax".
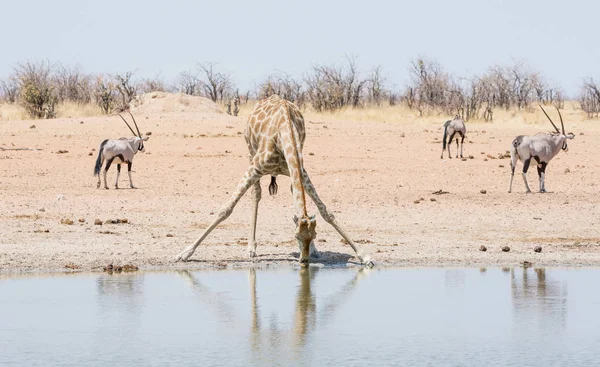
[{"xmin": 1, "ymin": 94, "xmax": 599, "ymax": 273}]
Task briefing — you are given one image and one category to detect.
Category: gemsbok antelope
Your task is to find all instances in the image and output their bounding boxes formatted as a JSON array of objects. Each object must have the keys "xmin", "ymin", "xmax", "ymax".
[
  {"xmin": 509, "ymin": 105, "xmax": 575, "ymax": 193},
  {"xmin": 441, "ymin": 115, "xmax": 467, "ymax": 159},
  {"xmin": 93, "ymin": 112, "xmax": 149, "ymax": 189}
]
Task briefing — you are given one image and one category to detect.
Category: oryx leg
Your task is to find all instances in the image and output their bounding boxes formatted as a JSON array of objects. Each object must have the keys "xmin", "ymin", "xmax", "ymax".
[
  {"xmin": 521, "ymin": 158, "xmax": 532, "ymax": 193},
  {"xmin": 455, "ymin": 136, "xmax": 459, "ymax": 158},
  {"xmin": 115, "ymin": 164, "xmax": 121, "ymax": 189},
  {"xmin": 103, "ymin": 158, "xmax": 114, "ymax": 190},
  {"xmin": 97, "ymin": 155, "xmax": 104, "ymax": 189},
  {"xmin": 509, "ymin": 154, "xmax": 518, "ymax": 193},
  {"xmin": 447, "ymin": 132, "xmax": 456, "ymax": 159},
  {"xmin": 460, "ymin": 133, "xmax": 465, "ymax": 158},
  {"xmin": 301, "ymin": 169, "xmax": 374, "ymax": 267},
  {"xmin": 248, "ymin": 181, "xmax": 262, "ymax": 258},
  {"xmin": 537, "ymin": 162, "xmax": 548, "ymax": 193},
  {"xmin": 127, "ymin": 162, "xmax": 136, "ymax": 189},
  {"xmin": 175, "ymin": 166, "xmax": 262, "ymax": 262}
]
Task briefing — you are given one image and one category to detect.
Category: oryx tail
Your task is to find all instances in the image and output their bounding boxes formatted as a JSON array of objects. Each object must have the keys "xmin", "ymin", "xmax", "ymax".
[
  {"xmin": 442, "ymin": 120, "xmax": 450, "ymax": 150},
  {"xmin": 94, "ymin": 139, "xmax": 109, "ymax": 177}
]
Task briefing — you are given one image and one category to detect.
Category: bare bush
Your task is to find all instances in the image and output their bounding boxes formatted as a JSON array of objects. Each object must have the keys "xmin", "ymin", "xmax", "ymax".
[
  {"xmin": 139, "ymin": 75, "xmax": 170, "ymax": 93},
  {"xmin": 199, "ymin": 62, "xmax": 233, "ymax": 103},
  {"xmin": 404, "ymin": 58, "xmax": 563, "ymax": 120},
  {"xmin": 178, "ymin": 70, "xmax": 201, "ymax": 96},
  {"xmin": 257, "ymin": 71, "xmax": 305, "ymax": 107},
  {"xmin": 305, "ymin": 56, "xmax": 368, "ymax": 112},
  {"xmin": 93, "ymin": 75, "xmax": 117, "ymax": 114},
  {"xmin": 0, "ymin": 77, "xmax": 19, "ymax": 103},
  {"xmin": 113, "ymin": 72, "xmax": 138, "ymax": 111},
  {"xmin": 13, "ymin": 61, "xmax": 57, "ymax": 119},
  {"xmin": 53, "ymin": 64, "xmax": 92, "ymax": 104},
  {"xmin": 367, "ymin": 66, "xmax": 386, "ymax": 106},
  {"xmin": 579, "ymin": 79, "xmax": 600, "ymax": 118}
]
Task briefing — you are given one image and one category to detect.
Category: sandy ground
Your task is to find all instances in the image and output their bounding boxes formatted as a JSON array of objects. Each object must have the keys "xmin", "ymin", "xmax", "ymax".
[{"xmin": 1, "ymin": 96, "xmax": 600, "ymax": 273}]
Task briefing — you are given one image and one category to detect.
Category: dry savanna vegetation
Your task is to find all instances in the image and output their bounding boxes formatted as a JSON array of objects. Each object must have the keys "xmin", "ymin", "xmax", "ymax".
[{"xmin": 1, "ymin": 58, "xmax": 600, "ymax": 272}]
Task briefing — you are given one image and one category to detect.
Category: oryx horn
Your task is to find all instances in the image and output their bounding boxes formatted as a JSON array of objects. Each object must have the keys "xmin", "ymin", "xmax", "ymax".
[
  {"xmin": 118, "ymin": 113, "xmax": 138, "ymax": 137},
  {"xmin": 538, "ymin": 104, "xmax": 560, "ymax": 134},
  {"xmin": 127, "ymin": 111, "xmax": 142, "ymax": 137}
]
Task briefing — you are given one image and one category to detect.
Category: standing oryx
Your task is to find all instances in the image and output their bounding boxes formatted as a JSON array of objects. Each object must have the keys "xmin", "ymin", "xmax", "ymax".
[
  {"xmin": 93, "ymin": 112, "xmax": 149, "ymax": 189},
  {"xmin": 509, "ymin": 105, "xmax": 575, "ymax": 193},
  {"xmin": 441, "ymin": 115, "xmax": 467, "ymax": 159}
]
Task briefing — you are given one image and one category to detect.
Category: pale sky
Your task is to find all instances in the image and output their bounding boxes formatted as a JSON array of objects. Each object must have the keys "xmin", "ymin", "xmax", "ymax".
[{"xmin": 1, "ymin": 0, "xmax": 597, "ymax": 96}]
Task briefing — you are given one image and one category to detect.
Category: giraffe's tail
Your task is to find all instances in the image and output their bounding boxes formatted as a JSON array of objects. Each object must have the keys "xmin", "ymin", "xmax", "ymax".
[{"xmin": 268, "ymin": 176, "xmax": 278, "ymax": 195}]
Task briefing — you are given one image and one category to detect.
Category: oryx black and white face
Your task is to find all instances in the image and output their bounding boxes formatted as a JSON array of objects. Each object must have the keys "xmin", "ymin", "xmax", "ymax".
[{"xmin": 134, "ymin": 136, "xmax": 150, "ymax": 153}]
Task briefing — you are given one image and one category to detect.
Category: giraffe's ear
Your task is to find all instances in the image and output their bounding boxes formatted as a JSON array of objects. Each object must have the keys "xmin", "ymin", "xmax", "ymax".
[{"xmin": 293, "ymin": 215, "xmax": 299, "ymax": 225}]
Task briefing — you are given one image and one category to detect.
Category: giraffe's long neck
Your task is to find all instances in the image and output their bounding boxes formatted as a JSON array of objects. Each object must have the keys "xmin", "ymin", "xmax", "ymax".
[{"xmin": 281, "ymin": 104, "xmax": 308, "ymax": 218}]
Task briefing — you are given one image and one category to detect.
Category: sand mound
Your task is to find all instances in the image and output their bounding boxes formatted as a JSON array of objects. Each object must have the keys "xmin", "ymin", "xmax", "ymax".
[{"xmin": 131, "ymin": 92, "xmax": 223, "ymax": 115}]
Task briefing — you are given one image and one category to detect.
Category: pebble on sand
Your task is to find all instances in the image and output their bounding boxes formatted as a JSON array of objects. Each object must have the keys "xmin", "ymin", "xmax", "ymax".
[
  {"xmin": 534, "ymin": 246, "xmax": 542, "ymax": 253},
  {"xmin": 479, "ymin": 245, "xmax": 487, "ymax": 252},
  {"xmin": 502, "ymin": 246, "xmax": 510, "ymax": 252}
]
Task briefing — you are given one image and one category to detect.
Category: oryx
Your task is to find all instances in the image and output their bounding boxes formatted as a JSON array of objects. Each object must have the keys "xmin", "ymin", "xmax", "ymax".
[
  {"xmin": 93, "ymin": 112, "xmax": 149, "ymax": 189},
  {"xmin": 441, "ymin": 115, "xmax": 467, "ymax": 159},
  {"xmin": 509, "ymin": 105, "xmax": 575, "ymax": 193}
]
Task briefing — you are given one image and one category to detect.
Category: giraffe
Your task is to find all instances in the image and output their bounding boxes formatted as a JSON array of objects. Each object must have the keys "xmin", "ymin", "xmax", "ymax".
[{"xmin": 175, "ymin": 95, "xmax": 374, "ymax": 267}]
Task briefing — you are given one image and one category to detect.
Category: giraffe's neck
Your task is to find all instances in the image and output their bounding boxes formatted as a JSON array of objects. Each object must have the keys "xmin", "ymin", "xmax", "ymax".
[{"xmin": 280, "ymin": 104, "xmax": 308, "ymax": 218}]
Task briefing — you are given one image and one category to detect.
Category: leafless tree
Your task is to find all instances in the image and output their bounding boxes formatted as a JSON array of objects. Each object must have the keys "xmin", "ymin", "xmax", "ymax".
[
  {"xmin": 53, "ymin": 63, "xmax": 92, "ymax": 104},
  {"xmin": 93, "ymin": 74, "xmax": 117, "ymax": 114},
  {"xmin": 0, "ymin": 77, "xmax": 19, "ymax": 103},
  {"xmin": 367, "ymin": 65, "xmax": 386, "ymax": 106},
  {"xmin": 199, "ymin": 62, "xmax": 233, "ymax": 103},
  {"xmin": 113, "ymin": 71, "xmax": 138, "ymax": 111},
  {"xmin": 178, "ymin": 70, "xmax": 201, "ymax": 96},
  {"xmin": 257, "ymin": 71, "xmax": 305, "ymax": 107},
  {"xmin": 580, "ymin": 79, "xmax": 600, "ymax": 118},
  {"xmin": 305, "ymin": 56, "xmax": 368, "ymax": 111}
]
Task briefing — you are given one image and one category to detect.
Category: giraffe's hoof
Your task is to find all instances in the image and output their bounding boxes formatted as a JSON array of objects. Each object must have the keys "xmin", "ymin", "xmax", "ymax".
[
  {"xmin": 299, "ymin": 258, "xmax": 309, "ymax": 267},
  {"xmin": 174, "ymin": 248, "xmax": 194, "ymax": 262},
  {"xmin": 361, "ymin": 256, "xmax": 375, "ymax": 268}
]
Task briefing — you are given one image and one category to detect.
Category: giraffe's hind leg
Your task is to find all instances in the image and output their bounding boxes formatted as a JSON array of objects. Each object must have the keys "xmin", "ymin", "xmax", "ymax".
[
  {"xmin": 248, "ymin": 181, "xmax": 262, "ymax": 258},
  {"xmin": 301, "ymin": 169, "xmax": 374, "ymax": 267},
  {"xmin": 175, "ymin": 166, "xmax": 262, "ymax": 262}
]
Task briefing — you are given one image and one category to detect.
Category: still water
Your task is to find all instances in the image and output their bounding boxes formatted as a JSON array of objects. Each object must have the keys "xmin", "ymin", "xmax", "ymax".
[{"xmin": 1, "ymin": 267, "xmax": 599, "ymax": 367}]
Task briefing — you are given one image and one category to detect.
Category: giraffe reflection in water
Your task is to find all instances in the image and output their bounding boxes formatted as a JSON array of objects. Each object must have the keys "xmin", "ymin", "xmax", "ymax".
[{"xmin": 179, "ymin": 268, "xmax": 368, "ymax": 364}]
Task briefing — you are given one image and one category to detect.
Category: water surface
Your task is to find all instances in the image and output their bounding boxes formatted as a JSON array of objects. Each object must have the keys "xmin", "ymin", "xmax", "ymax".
[{"xmin": 1, "ymin": 267, "xmax": 599, "ymax": 366}]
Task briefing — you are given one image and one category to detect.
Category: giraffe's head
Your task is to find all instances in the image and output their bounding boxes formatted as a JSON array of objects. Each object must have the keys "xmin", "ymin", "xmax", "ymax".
[{"xmin": 293, "ymin": 215, "xmax": 317, "ymax": 266}]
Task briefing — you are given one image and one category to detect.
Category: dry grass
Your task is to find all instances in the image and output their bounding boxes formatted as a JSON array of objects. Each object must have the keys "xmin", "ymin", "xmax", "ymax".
[{"xmin": 1, "ymin": 99, "xmax": 593, "ymax": 128}]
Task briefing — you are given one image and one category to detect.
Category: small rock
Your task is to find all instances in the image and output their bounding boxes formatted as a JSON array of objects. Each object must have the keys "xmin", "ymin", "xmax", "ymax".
[
  {"xmin": 501, "ymin": 246, "xmax": 510, "ymax": 252},
  {"xmin": 309, "ymin": 152, "xmax": 314, "ymax": 156},
  {"xmin": 38, "ymin": 207, "xmax": 45, "ymax": 212},
  {"xmin": 480, "ymin": 189, "xmax": 487, "ymax": 194},
  {"xmin": 400, "ymin": 133, "xmax": 405, "ymax": 138},
  {"xmin": 522, "ymin": 261, "xmax": 532, "ymax": 268},
  {"xmin": 430, "ymin": 198, "xmax": 436, "ymax": 202},
  {"xmin": 534, "ymin": 246, "xmax": 542, "ymax": 253},
  {"xmin": 166, "ymin": 233, "xmax": 174, "ymax": 237},
  {"xmin": 122, "ymin": 264, "xmax": 139, "ymax": 272},
  {"xmin": 57, "ymin": 150, "xmax": 69, "ymax": 154},
  {"xmin": 146, "ymin": 132, "xmax": 152, "ymax": 136},
  {"xmin": 88, "ymin": 152, "xmax": 93, "ymax": 156},
  {"xmin": 78, "ymin": 218, "xmax": 85, "ymax": 223},
  {"xmin": 318, "ymin": 239, "xmax": 326, "ymax": 242},
  {"xmin": 94, "ymin": 219, "xmax": 102, "ymax": 225},
  {"xmin": 579, "ymin": 132, "xmax": 584, "ymax": 136},
  {"xmin": 498, "ymin": 165, "xmax": 504, "ymax": 168},
  {"xmin": 80, "ymin": 121, "xmax": 84, "ymax": 124},
  {"xmin": 29, "ymin": 124, "xmax": 36, "ymax": 129},
  {"xmin": 413, "ymin": 200, "xmax": 421, "ymax": 204},
  {"xmin": 484, "ymin": 158, "xmax": 488, "ymax": 161},
  {"xmin": 60, "ymin": 218, "xmax": 74, "ymax": 225},
  {"xmin": 56, "ymin": 194, "xmax": 66, "ymax": 201},
  {"xmin": 461, "ymin": 158, "xmax": 467, "ymax": 161},
  {"xmin": 469, "ymin": 155, "xmax": 474, "ymax": 159},
  {"xmin": 479, "ymin": 245, "xmax": 487, "ymax": 252},
  {"xmin": 564, "ymin": 168, "xmax": 570, "ymax": 173},
  {"xmin": 120, "ymin": 218, "xmax": 128, "ymax": 224}
]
